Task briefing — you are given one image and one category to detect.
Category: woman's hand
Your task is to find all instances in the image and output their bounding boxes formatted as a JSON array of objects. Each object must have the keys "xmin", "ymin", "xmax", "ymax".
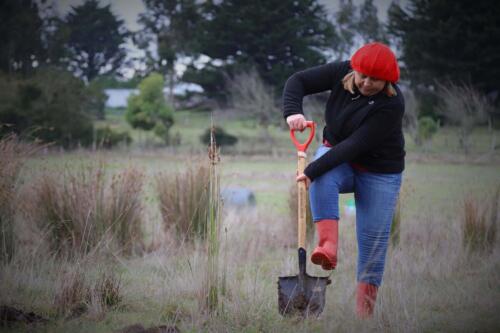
[
  {"xmin": 296, "ymin": 173, "xmax": 311, "ymax": 188},
  {"xmin": 286, "ymin": 114, "xmax": 307, "ymax": 131}
]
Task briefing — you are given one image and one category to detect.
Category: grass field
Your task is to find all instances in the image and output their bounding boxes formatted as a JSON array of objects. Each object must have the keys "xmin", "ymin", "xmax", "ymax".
[{"xmin": 1, "ymin": 110, "xmax": 500, "ymax": 332}]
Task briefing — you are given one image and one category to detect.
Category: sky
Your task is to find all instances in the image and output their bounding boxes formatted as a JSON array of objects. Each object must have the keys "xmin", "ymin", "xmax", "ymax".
[
  {"xmin": 55, "ymin": 0, "xmax": 145, "ymax": 31},
  {"xmin": 55, "ymin": 0, "xmax": 400, "ymax": 30}
]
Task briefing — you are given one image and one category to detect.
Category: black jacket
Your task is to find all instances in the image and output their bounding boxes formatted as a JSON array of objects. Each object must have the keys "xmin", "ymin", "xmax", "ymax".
[{"xmin": 283, "ymin": 60, "xmax": 405, "ymax": 181}]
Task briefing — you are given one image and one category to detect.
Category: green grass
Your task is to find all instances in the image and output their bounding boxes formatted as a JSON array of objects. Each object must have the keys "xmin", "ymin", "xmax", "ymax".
[{"xmin": 100, "ymin": 107, "xmax": 500, "ymax": 153}]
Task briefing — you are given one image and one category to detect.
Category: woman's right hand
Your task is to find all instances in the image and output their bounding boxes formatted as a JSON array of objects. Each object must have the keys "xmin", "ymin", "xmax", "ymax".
[{"xmin": 286, "ymin": 114, "xmax": 307, "ymax": 131}]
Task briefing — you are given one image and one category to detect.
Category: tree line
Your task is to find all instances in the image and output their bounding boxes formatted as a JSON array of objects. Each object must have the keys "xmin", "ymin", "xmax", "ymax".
[{"xmin": 0, "ymin": 0, "xmax": 498, "ymax": 148}]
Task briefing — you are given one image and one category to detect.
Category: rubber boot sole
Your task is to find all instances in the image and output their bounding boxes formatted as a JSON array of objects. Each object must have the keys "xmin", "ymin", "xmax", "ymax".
[{"xmin": 311, "ymin": 250, "xmax": 337, "ymax": 270}]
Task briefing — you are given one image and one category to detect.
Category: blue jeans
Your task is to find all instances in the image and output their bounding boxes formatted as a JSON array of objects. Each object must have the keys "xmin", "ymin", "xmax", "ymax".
[{"xmin": 309, "ymin": 145, "xmax": 402, "ymax": 286}]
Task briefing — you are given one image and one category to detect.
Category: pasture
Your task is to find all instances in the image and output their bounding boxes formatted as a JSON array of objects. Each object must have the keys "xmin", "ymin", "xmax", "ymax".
[{"xmin": 1, "ymin": 109, "xmax": 499, "ymax": 332}]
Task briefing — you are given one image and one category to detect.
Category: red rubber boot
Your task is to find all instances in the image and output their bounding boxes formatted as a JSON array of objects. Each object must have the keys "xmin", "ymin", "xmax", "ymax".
[
  {"xmin": 356, "ymin": 282, "xmax": 378, "ymax": 319},
  {"xmin": 310, "ymin": 219, "xmax": 338, "ymax": 270}
]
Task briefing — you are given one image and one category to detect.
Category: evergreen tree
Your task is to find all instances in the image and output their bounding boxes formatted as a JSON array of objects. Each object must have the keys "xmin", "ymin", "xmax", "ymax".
[
  {"xmin": 335, "ymin": 0, "xmax": 358, "ymax": 60},
  {"xmin": 0, "ymin": 0, "xmax": 44, "ymax": 76},
  {"xmin": 195, "ymin": 0, "xmax": 336, "ymax": 90},
  {"xmin": 334, "ymin": 0, "xmax": 387, "ymax": 61},
  {"xmin": 63, "ymin": 0, "xmax": 129, "ymax": 82},
  {"xmin": 387, "ymin": 0, "xmax": 500, "ymax": 95},
  {"xmin": 136, "ymin": 0, "xmax": 336, "ymax": 101},
  {"xmin": 358, "ymin": 0, "xmax": 387, "ymax": 44}
]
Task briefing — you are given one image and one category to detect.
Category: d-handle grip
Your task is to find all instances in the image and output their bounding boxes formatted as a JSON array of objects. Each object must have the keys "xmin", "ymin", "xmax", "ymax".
[{"xmin": 290, "ymin": 121, "xmax": 316, "ymax": 152}]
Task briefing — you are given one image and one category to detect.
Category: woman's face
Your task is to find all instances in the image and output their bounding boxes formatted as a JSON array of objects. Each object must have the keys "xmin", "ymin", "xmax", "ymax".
[{"xmin": 354, "ymin": 71, "xmax": 386, "ymax": 96}]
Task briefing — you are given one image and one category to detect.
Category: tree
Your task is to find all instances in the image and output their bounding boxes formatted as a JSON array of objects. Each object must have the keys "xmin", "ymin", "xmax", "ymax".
[
  {"xmin": 226, "ymin": 68, "xmax": 280, "ymax": 143},
  {"xmin": 194, "ymin": 0, "xmax": 336, "ymax": 91},
  {"xmin": 0, "ymin": 0, "xmax": 45, "ymax": 76},
  {"xmin": 436, "ymin": 82, "xmax": 491, "ymax": 154},
  {"xmin": 333, "ymin": 0, "xmax": 387, "ymax": 61},
  {"xmin": 85, "ymin": 80, "xmax": 107, "ymax": 120},
  {"xmin": 0, "ymin": 68, "xmax": 94, "ymax": 147},
  {"xmin": 63, "ymin": 0, "xmax": 129, "ymax": 82},
  {"xmin": 136, "ymin": 1, "xmax": 336, "ymax": 102},
  {"xmin": 136, "ymin": 0, "xmax": 201, "ymax": 103},
  {"xmin": 334, "ymin": 0, "xmax": 358, "ymax": 60},
  {"xmin": 358, "ymin": 0, "xmax": 387, "ymax": 44},
  {"xmin": 125, "ymin": 73, "xmax": 174, "ymax": 144},
  {"xmin": 387, "ymin": 0, "xmax": 500, "ymax": 95}
]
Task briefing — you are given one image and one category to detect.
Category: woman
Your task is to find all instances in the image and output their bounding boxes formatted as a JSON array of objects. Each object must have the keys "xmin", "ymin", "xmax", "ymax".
[{"xmin": 282, "ymin": 42, "xmax": 405, "ymax": 318}]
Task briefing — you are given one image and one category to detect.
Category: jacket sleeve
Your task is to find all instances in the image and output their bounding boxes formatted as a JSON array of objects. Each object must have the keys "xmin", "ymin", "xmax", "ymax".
[
  {"xmin": 303, "ymin": 103, "xmax": 404, "ymax": 181},
  {"xmin": 282, "ymin": 61, "xmax": 349, "ymax": 120}
]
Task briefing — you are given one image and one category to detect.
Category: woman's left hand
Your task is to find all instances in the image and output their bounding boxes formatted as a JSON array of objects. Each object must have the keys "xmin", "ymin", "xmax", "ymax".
[{"xmin": 296, "ymin": 173, "xmax": 311, "ymax": 188}]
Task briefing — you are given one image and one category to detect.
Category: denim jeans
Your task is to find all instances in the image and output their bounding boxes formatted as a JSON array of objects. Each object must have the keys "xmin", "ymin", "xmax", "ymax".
[{"xmin": 309, "ymin": 145, "xmax": 402, "ymax": 286}]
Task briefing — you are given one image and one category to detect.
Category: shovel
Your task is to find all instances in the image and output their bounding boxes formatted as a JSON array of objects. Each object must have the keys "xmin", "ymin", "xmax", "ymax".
[{"xmin": 278, "ymin": 121, "xmax": 331, "ymax": 317}]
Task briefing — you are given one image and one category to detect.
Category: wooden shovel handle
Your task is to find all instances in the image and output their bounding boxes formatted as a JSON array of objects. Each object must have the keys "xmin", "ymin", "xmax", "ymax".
[{"xmin": 297, "ymin": 153, "xmax": 307, "ymax": 249}]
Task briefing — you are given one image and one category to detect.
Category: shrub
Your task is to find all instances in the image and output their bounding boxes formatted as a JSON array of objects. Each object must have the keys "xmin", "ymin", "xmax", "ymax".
[
  {"xmin": 417, "ymin": 116, "xmax": 438, "ymax": 147},
  {"xmin": 462, "ymin": 187, "xmax": 498, "ymax": 254},
  {"xmin": 126, "ymin": 73, "xmax": 174, "ymax": 144},
  {"xmin": 156, "ymin": 162, "xmax": 211, "ymax": 242},
  {"xmin": 34, "ymin": 164, "xmax": 144, "ymax": 256},
  {"xmin": 95, "ymin": 126, "xmax": 132, "ymax": 149},
  {"xmin": 0, "ymin": 68, "xmax": 94, "ymax": 148},
  {"xmin": 200, "ymin": 126, "xmax": 238, "ymax": 147}
]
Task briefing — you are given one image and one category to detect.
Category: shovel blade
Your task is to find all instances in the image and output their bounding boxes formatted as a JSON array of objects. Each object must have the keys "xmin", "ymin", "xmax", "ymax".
[{"xmin": 278, "ymin": 274, "xmax": 330, "ymax": 317}]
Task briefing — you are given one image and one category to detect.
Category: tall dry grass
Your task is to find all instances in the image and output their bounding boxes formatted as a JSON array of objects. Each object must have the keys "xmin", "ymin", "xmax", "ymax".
[
  {"xmin": 156, "ymin": 161, "xmax": 210, "ymax": 242},
  {"xmin": 1, "ymin": 186, "xmax": 499, "ymax": 331},
  {"xmin": 436, "ymin": 82, "xmax": 493, "ymax": 154},
  {"xmin": 462, "ymin": 186, "xmax": 499, "ymax": 254},
  {"xmin": 205, "ymin": 126, "xmax": 223, "ymax": 313},
  {"xmin": 0, "ymin": 134, "xmax": 38, "ymax": 262},
  {"xmin": 107, "ymin": 168, "xmax": 144, "ymax": 255},
  {"xmin": 33, "ymin": 163, "xmax": 144, "ymax": 257}
]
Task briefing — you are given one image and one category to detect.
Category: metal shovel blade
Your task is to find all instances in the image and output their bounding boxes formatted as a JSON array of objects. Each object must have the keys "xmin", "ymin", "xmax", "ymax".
[{"xmin": 278, "ymin": 248, "xmax": 331, "ymax": 317}]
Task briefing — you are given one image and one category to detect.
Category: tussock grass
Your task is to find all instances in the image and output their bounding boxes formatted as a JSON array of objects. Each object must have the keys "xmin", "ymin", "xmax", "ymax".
[
  {"xmin": 0, "ymin": 134, "xmax": 38, "ymax": 262},
  {"xmin": 1, "ymin": 200, "xmax": 499, "ymax": 332},
  {"xmin": 462, "ymin": 186, "xmax": 499, "ymax": 254},
  {"xmin": 54, "ymin": 268, "xmax": 88, "ymax": 317},
  {"xmin": 54, "ymin": 265, "xmax": 123, "ymax": 319},
  {"xmin": 156, "ymin": 161, "xmax": 210, "ymax": 242},
  {"xmin": 107, "ymin": 168, "xmax": 144, "ymax": 255},
  {"xmin": 32, "ymin": 163, "xmax": 144, "ymax": 257},
  {"xmin": 1, "ymin": 152, "xmax": 499, "ymax": 332}
]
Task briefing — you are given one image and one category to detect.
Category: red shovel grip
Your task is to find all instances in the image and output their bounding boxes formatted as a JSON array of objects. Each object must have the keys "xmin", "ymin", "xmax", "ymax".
[{"xmin": 290, "ymin": 121, "xmax": 316, "ymax": 152}]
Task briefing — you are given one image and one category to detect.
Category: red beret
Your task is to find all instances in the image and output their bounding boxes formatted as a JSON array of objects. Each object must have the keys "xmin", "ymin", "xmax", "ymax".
[{"xmin": 351, "ymin": 42, "xmax": 400, "ymax": 83}]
